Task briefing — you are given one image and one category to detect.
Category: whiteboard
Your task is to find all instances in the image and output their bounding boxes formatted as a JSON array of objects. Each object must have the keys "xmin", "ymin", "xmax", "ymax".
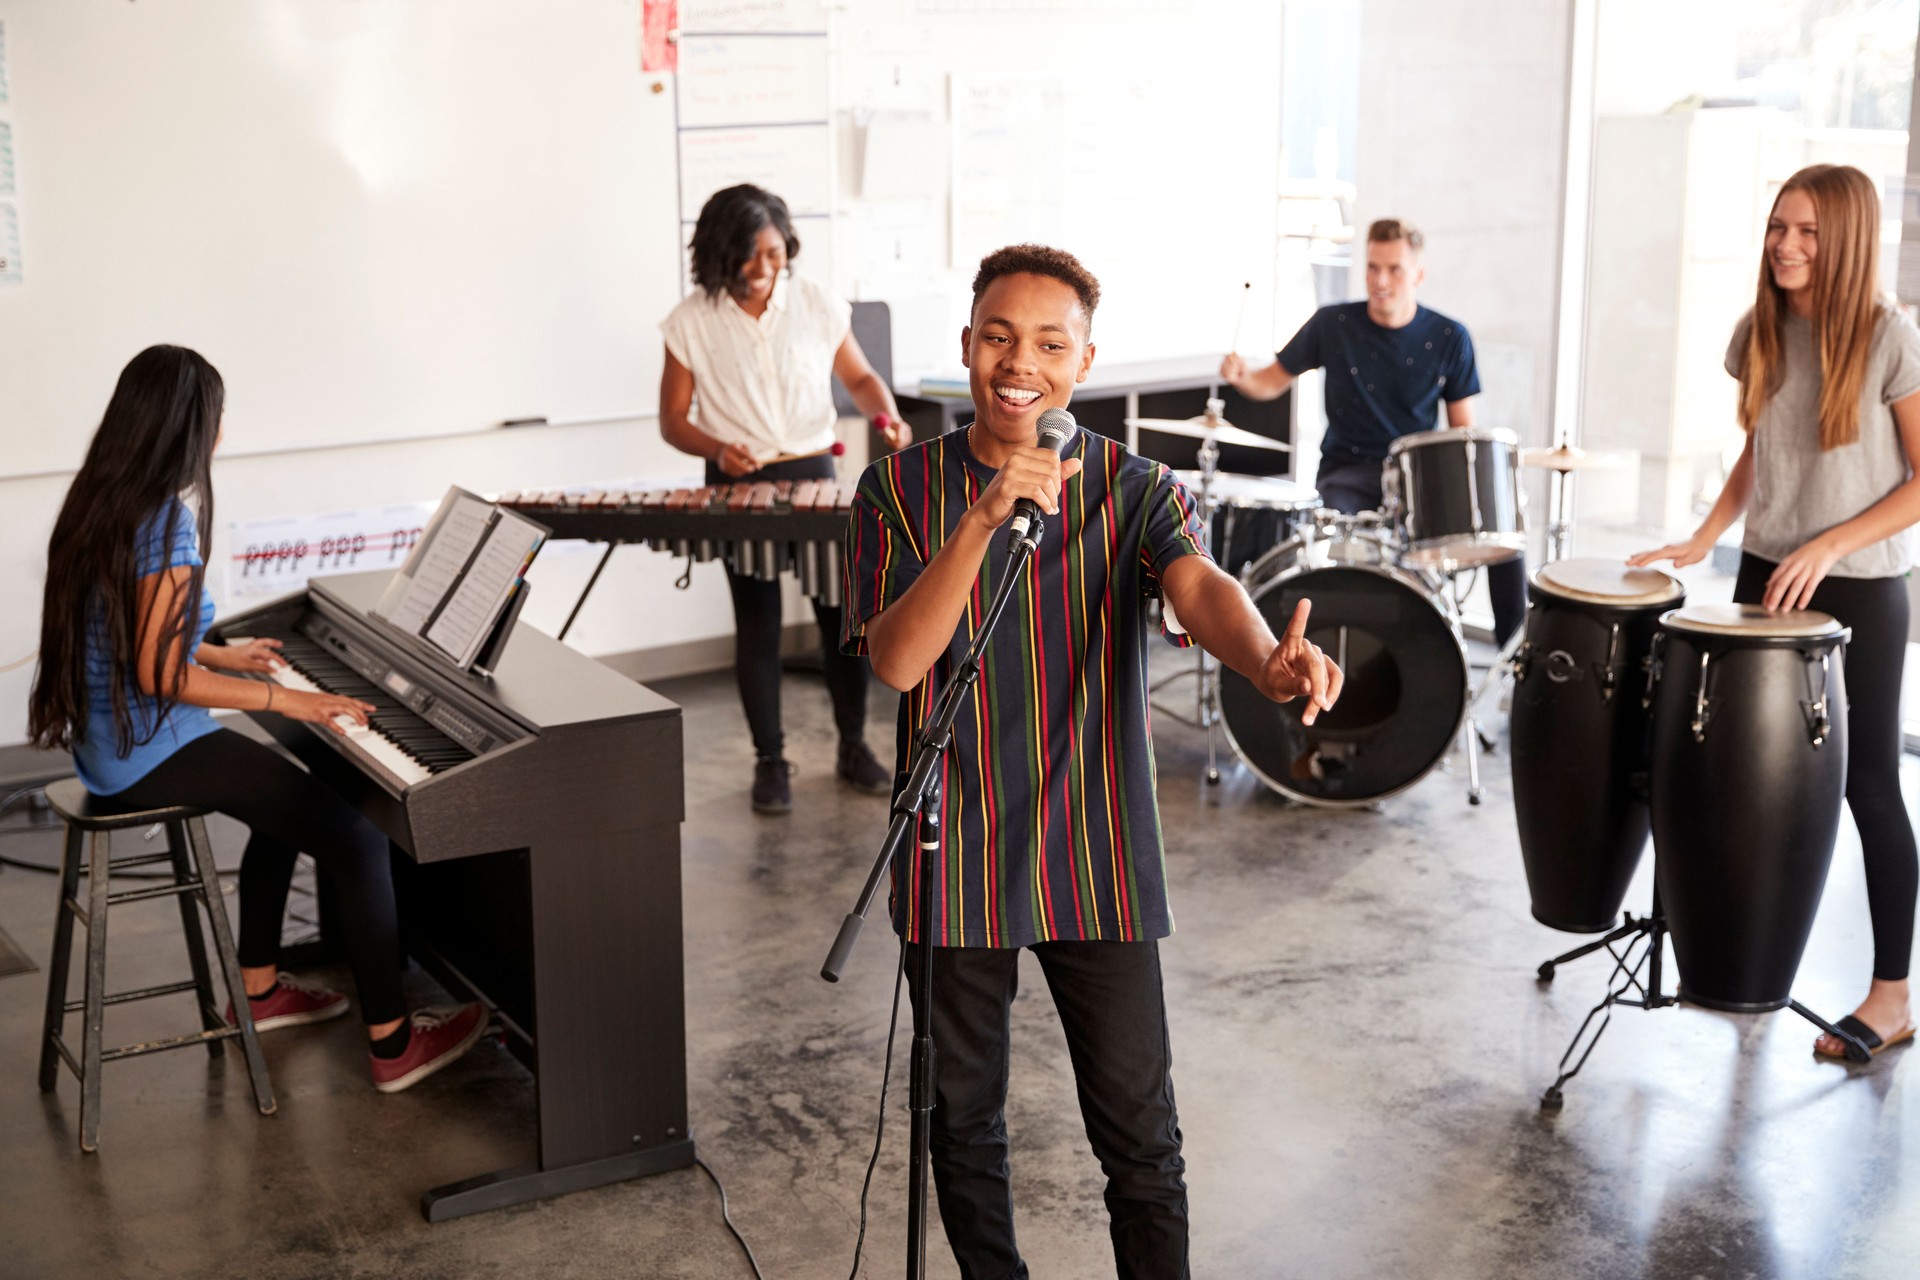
[
  {"xmin": 0, "ymin": 0, "xmax": 683, "ymax": 477},
  {"xmin": 676, "ymin": 35, "xmax": 829, "ymax": 127}
]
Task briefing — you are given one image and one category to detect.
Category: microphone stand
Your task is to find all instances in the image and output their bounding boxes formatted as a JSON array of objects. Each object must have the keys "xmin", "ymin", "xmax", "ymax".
[{"xmin": 820, "ymin": 508, "xmax": 1046, "ymax": 1280}]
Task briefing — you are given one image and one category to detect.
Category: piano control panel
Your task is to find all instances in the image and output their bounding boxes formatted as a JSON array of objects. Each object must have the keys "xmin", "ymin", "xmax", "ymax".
[{"xmin": 298, "ymin": 615, "xmax": 502, "ymax": 757}]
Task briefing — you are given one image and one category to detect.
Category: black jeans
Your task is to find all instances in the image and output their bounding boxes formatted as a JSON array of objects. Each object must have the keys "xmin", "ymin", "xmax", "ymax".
[
  {"xmin": 1315, "ymin": 454, "xmax": 1529, "ymax": 645},
  {"xmin": 903, "ymin": 940, "xmax": 1189, "ymax": 1280},
  {"xmin": 116, "ymin": 728, "xmax": 408, "ymax": 1023},
  {"xmin": 1734, "ymin": 553, "xmax": 1918, "ymax": 982},
  {"xmin": 707, "ymin": 454, "xmax": 870, "ymax": 760}
]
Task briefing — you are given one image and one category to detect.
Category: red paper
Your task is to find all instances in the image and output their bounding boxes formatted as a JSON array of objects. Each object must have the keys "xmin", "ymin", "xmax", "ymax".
[{"xmin": 642, "ymin": 0, "xmax": 677, "ymax": 73}]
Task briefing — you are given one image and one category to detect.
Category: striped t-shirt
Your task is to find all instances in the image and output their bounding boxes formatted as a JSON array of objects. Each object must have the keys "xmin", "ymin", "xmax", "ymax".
[{"xmin": 843, "ymin": 425, "xmax": 1211, "ymax": 948}]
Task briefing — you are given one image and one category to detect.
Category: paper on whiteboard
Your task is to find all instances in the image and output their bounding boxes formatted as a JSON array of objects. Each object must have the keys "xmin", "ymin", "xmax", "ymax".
[
  {"xmin": 0, "ymin": 200, "xmax": 19, "ymax": 285},
  {"xmin": 950, "ymin": 76, "xmax": 1072, "ymax": 268},
  {"xmin": 680, "ymin": 0, "xmax": 827, "ymax": 32},
  {"xmin": 425, "ymin": 509, "xmax": 544, "ymax": 666},
  {"xmin": 641, "ymin": 0, "xmax": 678, "ymax": 72},
  {"xmin": 0, "ymin": 122, "xmax": 15, "ymax": 199},
  {"xmin": 378, "ymin": 490, "xmax": 494, "ymax": 634},
  {"xmin": 0, "ymin": 20, "xmax": 10, "ymax": 107},
  {"xmin": 860, "ymin": 115, "xmax": 947, "ymax": 201},
  {"xmin": 677, "ymin": 34, "xmax": 828, "ymax": 128},
  {"xmin": 226, "ymin": 502, "xmax": 436, "ymax": 604},
  {"xmin": 679, "ymin": 125, "xmax": 832, "ymax": 221},
  {"xmin": 850, "ymin": 200, "xmax": 942, "ymax": 299}
]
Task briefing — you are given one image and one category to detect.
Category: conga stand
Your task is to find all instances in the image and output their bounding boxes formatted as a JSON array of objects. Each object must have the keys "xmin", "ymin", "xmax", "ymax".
[{"xmin": 1537, "ymin": 879, "xmax": 1872, "ymax": 1111}]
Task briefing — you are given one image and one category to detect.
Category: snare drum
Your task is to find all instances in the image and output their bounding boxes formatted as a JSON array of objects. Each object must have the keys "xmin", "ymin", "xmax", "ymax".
[
  {"xmin": 1175, "ymin": 471, "xmax": 1320, "ymax": 579},
  {"xmin": 1386, "ymin": 427, "xmax": 1525, "ymax": 568},
  {"xmin": 1510, "ymin": 559, "xmax": 1684, "ymax": 933},
  {"xmin": 1648, "ymin": 604, "xmax": 1850, "ymax": 1011},
  {"xmin": 1220, "ymin": 526, "xmax": 1466, "ymax": 806}
]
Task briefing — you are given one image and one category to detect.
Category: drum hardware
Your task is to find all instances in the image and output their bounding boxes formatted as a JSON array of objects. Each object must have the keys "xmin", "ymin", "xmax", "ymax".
[
  {"xmin": 1533, "ymin": 603, "xmax": 1873, "ymax": 1110},
  {"xmin": 1125, "ymin": 414, "xmax": 1294, "ymax": 454},
  {"xmin": 1145, "ymin": 401, "xmax": 1322, "ymax": 787},
  {"xmin": 1520, "ymin": 439, "xmax": 1628, "ymax": 564}
]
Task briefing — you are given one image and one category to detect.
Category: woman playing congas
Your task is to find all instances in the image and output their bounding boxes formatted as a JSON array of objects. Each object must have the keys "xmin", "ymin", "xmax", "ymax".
[{"xmin": 1632, "ymin": 164, "xmax": 1920, "ymax": 1060}]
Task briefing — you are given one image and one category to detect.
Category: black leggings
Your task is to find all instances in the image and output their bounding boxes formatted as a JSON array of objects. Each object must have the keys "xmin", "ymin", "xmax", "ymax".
[
  {"xmin": 116, "ymin": 728, "xmax": 407, "ymax": 1023},
  {"xmin": 1735, "ymin": 554, "xmax": 1918, "ymax": 983},
  {"xmin": 708, "ymin": 454, "xmax": 870, "ymax": 760}
]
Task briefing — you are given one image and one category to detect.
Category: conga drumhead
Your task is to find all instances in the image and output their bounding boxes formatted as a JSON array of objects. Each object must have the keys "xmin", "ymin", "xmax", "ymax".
[
  {"xmin": 1660, "ymin": 603, "xmax": 1843, "ymax": 640},
  {"xmin": 1532, "ymin": 558, "xmax": 1683, "ymax": 608},
  {"xmin": 1221, "ymin": 563, "xmax": 1467, "ymax": 806}
]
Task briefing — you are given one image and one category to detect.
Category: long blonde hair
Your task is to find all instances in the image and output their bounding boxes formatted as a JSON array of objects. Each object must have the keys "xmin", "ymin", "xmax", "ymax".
[{"xmin": 1736, "ymin": 163, "xmax": 1882, "ymax": 450}]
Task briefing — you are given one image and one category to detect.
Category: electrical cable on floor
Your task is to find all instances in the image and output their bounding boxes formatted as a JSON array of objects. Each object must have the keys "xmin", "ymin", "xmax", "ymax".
[
  {"xmin": 695, "ymin": 1155, "xmax": 767, "ymax": 1280},
  {"xmin": 847, "ymin": 939, "xmax": 908, "ymax": 1280}
]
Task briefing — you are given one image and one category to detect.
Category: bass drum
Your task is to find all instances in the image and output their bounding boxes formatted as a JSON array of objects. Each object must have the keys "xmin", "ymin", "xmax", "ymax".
[{"xmin": 1221, "ymin": 532, "xmax": 1467, "ymax": 806}]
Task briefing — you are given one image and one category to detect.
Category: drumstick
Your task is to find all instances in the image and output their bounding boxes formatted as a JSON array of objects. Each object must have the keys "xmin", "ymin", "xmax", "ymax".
[{"xmin": 1228, "ymin": 282, "xmax": 1252, "ymax": 355}]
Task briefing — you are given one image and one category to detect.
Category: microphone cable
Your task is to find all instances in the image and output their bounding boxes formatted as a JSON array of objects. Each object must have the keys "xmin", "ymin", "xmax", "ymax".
[
  {"xmin": 695, "ymin": 1154, "xmax": 766, "ymax": 1280},
  {"xmin": 847, "ymin": 937, "xmax": 908, "ymax": 1280}
]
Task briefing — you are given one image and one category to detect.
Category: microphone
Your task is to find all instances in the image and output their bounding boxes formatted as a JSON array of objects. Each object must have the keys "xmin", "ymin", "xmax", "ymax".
[{"xmin": 1007, "ymin": 407, "xmax": 1077, "ymax": 547}]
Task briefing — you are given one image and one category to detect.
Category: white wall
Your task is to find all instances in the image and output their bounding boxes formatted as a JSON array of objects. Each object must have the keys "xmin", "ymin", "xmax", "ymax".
[
  {"xmin": 0, "ymin": 0, "xmax": 1292, "ymax": 746},
  {"xmin": 1353, "ymin": 0, "xmax": 1573, "ymax": 448}
]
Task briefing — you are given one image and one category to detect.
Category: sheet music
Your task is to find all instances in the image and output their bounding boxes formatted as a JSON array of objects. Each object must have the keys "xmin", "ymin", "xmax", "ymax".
[
  {"xmin": 377, "ymin": 490, "xmax": 494, "ymax": 634},
  {"xmin": 425, "ymin": 508, "xmax": 544, "ymax": 666}
]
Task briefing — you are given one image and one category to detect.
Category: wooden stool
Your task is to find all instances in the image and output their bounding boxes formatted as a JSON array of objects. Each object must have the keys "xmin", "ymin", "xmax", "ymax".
[{"xmin": 36, "ymin": 778, "xmax": 275, "ymax": 1151}]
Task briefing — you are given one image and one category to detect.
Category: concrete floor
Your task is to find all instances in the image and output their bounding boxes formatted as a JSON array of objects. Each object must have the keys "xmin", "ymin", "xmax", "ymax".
[{"xmin": 1, "ymin": 643, "xmax": 1917, "ymax": 1280}]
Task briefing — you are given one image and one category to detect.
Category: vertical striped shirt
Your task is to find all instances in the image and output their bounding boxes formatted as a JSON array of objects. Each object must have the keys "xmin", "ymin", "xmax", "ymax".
[{"xmin": 842, "ymin": 426, "xmax": 1211, "ymax": 948}]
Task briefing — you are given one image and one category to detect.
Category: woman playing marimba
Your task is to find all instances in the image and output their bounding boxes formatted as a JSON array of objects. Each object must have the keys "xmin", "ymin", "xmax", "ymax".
[{"xmin": 659, "ymin": 184, "xmax": 908, "ymax": 813}]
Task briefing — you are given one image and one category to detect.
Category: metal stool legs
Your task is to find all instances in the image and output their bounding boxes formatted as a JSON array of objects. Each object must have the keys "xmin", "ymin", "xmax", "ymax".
[{"xmin": 39, "ymin": 814, "xmax": 276, "ymax": 1152}]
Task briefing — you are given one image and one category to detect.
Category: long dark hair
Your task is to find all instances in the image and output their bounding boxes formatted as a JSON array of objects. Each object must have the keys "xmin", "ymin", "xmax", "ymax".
[
  {"xmin": 688, "ymin": 183, "xmax": 800, "ymax": 298},
  {"xmin": 29, "ymin": 346, "xmax": 223, "ymax": 754}
]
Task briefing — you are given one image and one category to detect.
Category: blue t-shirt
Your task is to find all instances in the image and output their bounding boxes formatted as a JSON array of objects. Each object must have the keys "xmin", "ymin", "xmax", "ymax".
[
  {"xmin": 1277, "ymin": 302, "xmax": 1481, "ymax": 461},
  {"xmin": 72, "ymin": 500, "xmax": 222, "ymax": 795}
]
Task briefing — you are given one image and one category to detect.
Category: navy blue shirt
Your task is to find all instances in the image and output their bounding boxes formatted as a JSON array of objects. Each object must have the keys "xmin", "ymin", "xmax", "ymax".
[{"xmin": 1277, "ymin": 302, "xmax": 1480, "ymax": 461}]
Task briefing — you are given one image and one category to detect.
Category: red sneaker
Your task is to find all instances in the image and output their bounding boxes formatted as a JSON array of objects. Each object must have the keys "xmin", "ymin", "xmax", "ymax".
[
  {"xmin": 369, "ymin": 1004, "xmax": 489, "ymax": 1094},
  {"xmin": 226, "ymin": 974, "xmax": 351, "ymax": 1033}
]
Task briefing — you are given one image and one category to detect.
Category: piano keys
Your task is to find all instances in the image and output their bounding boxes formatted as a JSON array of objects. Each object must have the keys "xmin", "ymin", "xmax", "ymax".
[{"xmin": 213, "ymin": 569, "xmax": 691, "ymax": 1221}]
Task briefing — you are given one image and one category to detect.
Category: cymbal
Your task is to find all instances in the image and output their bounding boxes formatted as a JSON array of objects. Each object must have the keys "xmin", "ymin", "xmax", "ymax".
[
  {"xmin": 1521, "ymin": 443, "xmax": 1625, "ymax": 472},
  {"xmin": 1126, "ymin": 416, "xmax": 1292, "ymax": 453}
]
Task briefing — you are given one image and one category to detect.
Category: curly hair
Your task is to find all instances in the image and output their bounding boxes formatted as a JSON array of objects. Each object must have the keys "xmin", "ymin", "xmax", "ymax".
[
  {"xmin": 970, "ymin": 244, "xmax": 1101, "ymax": 334},
  {"xmin": 688, "ymin": 184, "xmax": 800, "ymax": 298}
]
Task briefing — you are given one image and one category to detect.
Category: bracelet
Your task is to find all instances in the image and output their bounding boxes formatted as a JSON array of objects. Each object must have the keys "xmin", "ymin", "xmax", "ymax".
[{"xmin": 264, "ymin": 684, "xmax": 275, "ymax": 712}]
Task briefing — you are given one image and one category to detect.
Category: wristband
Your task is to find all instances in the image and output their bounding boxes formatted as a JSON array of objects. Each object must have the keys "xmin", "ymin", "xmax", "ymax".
[{"xmin": 264, "ymin": 684, "xmax": 275, "ymax": 712}]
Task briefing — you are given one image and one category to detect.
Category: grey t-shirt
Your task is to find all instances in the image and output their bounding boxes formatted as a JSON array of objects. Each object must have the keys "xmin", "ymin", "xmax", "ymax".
[{"xmin": 1729, "ymin": 306, "xmax": 1920, "ymax": 579}]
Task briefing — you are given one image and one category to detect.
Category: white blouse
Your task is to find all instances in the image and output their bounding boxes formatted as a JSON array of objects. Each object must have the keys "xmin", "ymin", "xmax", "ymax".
[{"xmin": 660, "ymin": 273, "xmax": 853, "ymax": 460}]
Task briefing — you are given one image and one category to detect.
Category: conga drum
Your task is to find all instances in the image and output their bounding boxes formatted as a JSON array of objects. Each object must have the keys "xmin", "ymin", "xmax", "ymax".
[
  {"xmin": 1510, "ymin": 559, "xmax": 1684, "ymax": 932},
  {"xmin": 1648, "ymin": 604, "xmax": 1850, "ymax": 1011}
]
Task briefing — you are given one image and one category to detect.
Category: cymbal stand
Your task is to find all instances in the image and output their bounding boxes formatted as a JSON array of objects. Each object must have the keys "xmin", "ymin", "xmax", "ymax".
[
  {"xmin": 1434, "ymin": 567, "xmax": 1490, "ymax": 805},
  {"xmin": 1147, "ymin": 400, "xmax": 1229, "ymax": 784}
]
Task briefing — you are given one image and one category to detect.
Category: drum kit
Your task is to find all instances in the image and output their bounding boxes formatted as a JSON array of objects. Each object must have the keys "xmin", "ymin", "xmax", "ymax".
[
  {"xmin": 1144, "ymin": 402, "xmax": 1531, "ymax": 808},
  {"xmin": 1148, "ymin": 407, "xmax": 1877, "ymax": 1100}
]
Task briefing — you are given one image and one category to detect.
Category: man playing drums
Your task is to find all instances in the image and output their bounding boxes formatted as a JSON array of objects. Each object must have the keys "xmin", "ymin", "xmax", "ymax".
[{"xmin": 1221, "ymin": 218, "xmax": 1527, "ymax": 643}]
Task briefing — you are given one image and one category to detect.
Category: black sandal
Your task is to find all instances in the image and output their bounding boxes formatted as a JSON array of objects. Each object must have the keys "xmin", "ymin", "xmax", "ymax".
[{"xmin": 1814, "ymin": 1014, "xmax": 1917, "ymax": 1061}]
